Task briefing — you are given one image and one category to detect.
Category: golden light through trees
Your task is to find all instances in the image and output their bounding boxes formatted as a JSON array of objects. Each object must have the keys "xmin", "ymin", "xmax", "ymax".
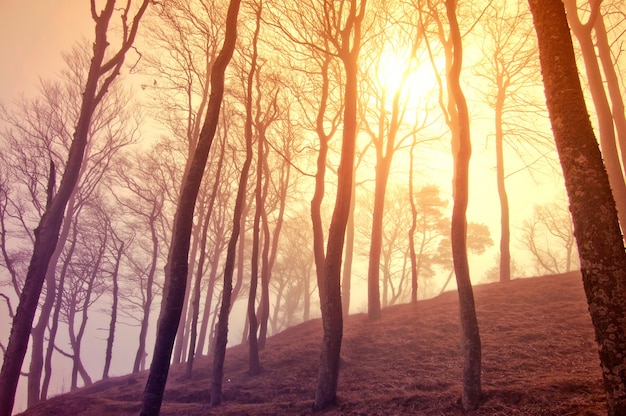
[
  {"xmin": 374, "ymin": 47, "xmax": 438, "ymax": 109},
  {"xmin": 1, "ymin": 0, "xmax": 626, "ymax": 414}
]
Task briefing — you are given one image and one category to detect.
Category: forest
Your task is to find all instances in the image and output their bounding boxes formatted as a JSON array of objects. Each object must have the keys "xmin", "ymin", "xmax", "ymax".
[{"xmin": 0, "ymin": 0, "xmax": 625, "ymax": 415}]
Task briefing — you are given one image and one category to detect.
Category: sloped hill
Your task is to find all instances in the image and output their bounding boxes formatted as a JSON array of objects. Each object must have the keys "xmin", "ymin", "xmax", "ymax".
[{"xmin": 18, "ymin": 271, "xmax": 607, "ymax": 415}]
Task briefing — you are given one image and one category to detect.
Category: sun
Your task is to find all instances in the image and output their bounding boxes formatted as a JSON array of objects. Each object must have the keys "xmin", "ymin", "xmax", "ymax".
[{"xmin": 374, "ymin": 46, "xmax": 441, "ymax": 116}]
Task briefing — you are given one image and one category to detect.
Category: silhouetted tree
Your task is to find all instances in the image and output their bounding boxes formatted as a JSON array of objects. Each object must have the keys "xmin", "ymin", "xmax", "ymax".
[
  {"xmin": 246, "ymin": 0, "xmax": 263, "ymax": 377},
  {"xmin": 0, "ymin": 2, "xmax": 149, "ymax": 413},
  {"xmin": 314, "ymin": 0, "xmax": 367, "ymax": 409},
  {"xmin": 359, "ymin": 1, "xmax": 424, "ymax": 319},
  {"xmin": 474, "ymin": 0, "xmax": 543, "ymax": 282},
  {"xmin": 519, "ymin": 197, "xmax": 578, "ymax": 275},
  {"xmin": 185, "ymin": 130, "xmax": 227, "ymax": 378},
  {"xmin": 528, "ymin": 0, "xmax": 626, "ymax": 413},
  {"xmin": 445, "ymin": 0, "xmax": 482, "ymax": 410},
  {"xmin": 139, "ymin": 0, "xmax": 241, "ymax": 413}
]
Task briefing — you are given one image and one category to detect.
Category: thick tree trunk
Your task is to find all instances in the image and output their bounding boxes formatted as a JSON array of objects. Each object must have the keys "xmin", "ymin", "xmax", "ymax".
[
  {"xmin": 446, "ymin": 0, "xmax": 482, "ymax": 411},
  {"xmin": 528, "ymin": 1, "xmax": 626, "ymax": 414},
  {"xmin": 187, "ymin": 133, "xmax": 225, "ymax": 373},
  {"xmin": 27, "ymin": 226, "xmax": 61, "ymax": 406},
  {"xmin": 140, "ymin": 1, "xmax": 240, "ymax": 414}
]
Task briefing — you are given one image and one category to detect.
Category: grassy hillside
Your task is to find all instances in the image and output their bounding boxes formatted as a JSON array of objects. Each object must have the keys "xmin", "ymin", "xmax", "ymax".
[{"xmin": 18, "ymin": 271, "xmax": 606, "ymax": 415}]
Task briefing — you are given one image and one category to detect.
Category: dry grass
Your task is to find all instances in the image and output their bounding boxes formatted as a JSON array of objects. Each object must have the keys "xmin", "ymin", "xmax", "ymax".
[{"xmin": 18, "ymin": 271, "xmax": 607, "ymax": 415}]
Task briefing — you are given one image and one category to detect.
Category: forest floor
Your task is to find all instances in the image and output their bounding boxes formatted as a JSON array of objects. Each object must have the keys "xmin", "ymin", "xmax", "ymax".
[{"xmin": 18, "ymin": 271, "xmax": 607, "ymax": 415}]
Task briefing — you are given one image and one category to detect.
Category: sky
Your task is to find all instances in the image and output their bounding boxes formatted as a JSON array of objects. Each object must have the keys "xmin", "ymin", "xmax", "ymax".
[{"xmin": 0, "ymin": 1, "xmax": 93, "ymax": 101}]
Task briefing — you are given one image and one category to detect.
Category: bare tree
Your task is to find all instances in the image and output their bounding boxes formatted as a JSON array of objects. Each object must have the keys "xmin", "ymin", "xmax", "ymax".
[
  {"xmin": 519, "ymin": 198, "xmax": 579, "ymax": 275},
  {"xmin": 185, "ymin": 128, "xmax": 227, "ymax": 378},
  {"xmin": 474, "ymin": 0, "xmax": 548, "ymax": 282},
  {"xmin": 445, "ymin": 0, "xmax": 482, "ymax": 410},
  {"xmin": 314, "ymin": 0, "xmax": 367, "ymax": 409},
  {"xmin": 113, "ymin": 147, "xmax": 168, "ymax": 374},
  {"xmin": 359, "ymin": 1, "xmax": 425, "ymax": 320},
  {"xmin": 0, "ymin": 2, "xmax": 149, "ymax": 410},
  {"xmin": 140, "ymin": 0, "xmax": 241, "ymax": 412}
]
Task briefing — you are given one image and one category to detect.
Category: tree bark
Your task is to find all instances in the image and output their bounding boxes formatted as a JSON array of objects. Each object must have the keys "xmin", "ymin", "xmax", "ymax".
[
  {"xmin": 139, "ymin": 0, "xmax": 240, "ymax": 413},
  {"xmin": 528, "ymin": 0, "xmax": 626, "ymax": 414},
  {"xmin": 445, "ymin": 0, "xmax": 482, "ymax": 411}
]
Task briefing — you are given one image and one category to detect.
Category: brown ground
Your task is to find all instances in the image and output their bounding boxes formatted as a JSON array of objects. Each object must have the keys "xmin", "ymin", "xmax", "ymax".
[{"xmin": 18, "ymin": 271, "xmax": 607, "ymax": 415}]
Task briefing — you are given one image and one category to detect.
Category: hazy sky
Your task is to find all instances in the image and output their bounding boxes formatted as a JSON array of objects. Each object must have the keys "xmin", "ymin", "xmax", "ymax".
[{"xmin": 0, "ymin": 1, "xmax": 92, "ymax": 101}]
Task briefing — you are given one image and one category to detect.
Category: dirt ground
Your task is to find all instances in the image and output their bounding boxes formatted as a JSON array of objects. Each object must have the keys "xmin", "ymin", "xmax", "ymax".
[{"xmin": 18, "ymin": 271, "xmax": 608, "ymax": 415}]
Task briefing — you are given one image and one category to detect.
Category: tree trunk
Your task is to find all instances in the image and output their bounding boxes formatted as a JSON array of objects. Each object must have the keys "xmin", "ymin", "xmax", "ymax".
[
  {"xmin": 103, "ymin": 238, "xmax": 123, "ymax": 380},
  {"xmin": 246, "ymin": 0, "xmax": 263, "ymax": 376},
  {"xmin": 139, "ymin": 0, "xmax": 240, "ymax": 413},
  {"xmin": 187, "ymin": 132, "xmax": 225, "ymax": 374},
  {"xmin": 133, "ymin": 214, "xmax": 158, "ymax": 373},
  {"xmin": 528, "ymin": 1, "xmax": 626, "ymax": 414},
  {"xmin": 408, "ymin": 137, "xmax": 419, "ymax": 303},
  {"xmin": 341, "ymin": 170, "xmax": 356, "ymax": 318},
  {"xmin": 196, "ymin": 232, "xmax": 223, "ymax": 356},
  {"xmin": 494, "ymin": 82, "xmax": 511, "ymax": 282},
  {"xmin": 367, "ymin": 157, "xmax": 390, "ymax": 319},
  {"xmin": 257, "ymin": 207, "xmax": 271, "ymax": 350},
  {"xmin": 314, "ymin": 1, "xmax": 365, "ymax": 409},
  {"xmin": 446, "ymin": 0, "xmax": 481, "ymax": 411},
  {"xmin": 230, "ymin": 200, "xmax": 250, "ymax": 306},
  {"xmin": 41, "ymin": 219, "xmax": 77, "ymax": 400},
  {"xmin": 212, "ymin": 156, "xmax": 253, "ymax": 404},
  {"xmin": 27, "ymin": 192, "xmax": 66, "ymax": 407},
  {"xmin": 259, "ymin": 141, "xmax": 288, "ymax": 349},
  {"xmin": 172, "ymin": 212, "xmax": 203, "ymax": 364}
]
